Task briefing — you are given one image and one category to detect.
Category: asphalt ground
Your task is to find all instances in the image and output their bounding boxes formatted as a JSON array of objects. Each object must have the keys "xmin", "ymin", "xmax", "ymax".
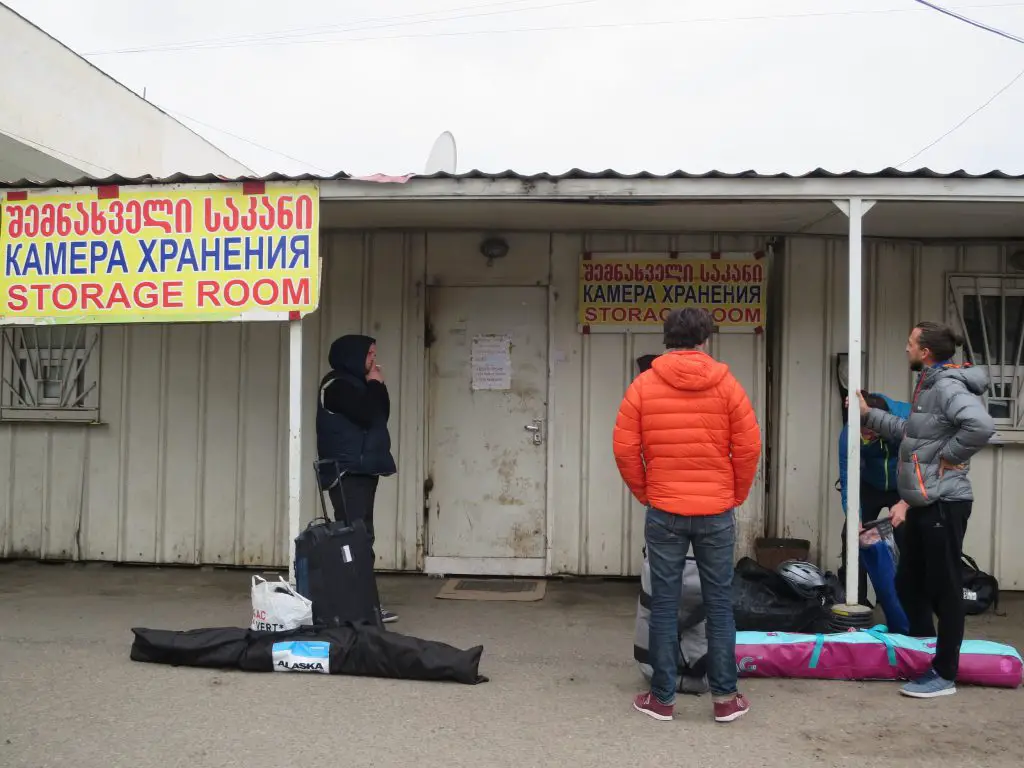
[{"xmin": 0, "ymin": 563, "xmax": 1021, "ymax": 768}]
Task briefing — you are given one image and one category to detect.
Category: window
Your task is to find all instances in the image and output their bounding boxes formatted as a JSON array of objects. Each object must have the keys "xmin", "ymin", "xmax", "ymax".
[
  {"xmin": 948, "ymin": 275, "xmax": 1024, "ymax": 429},
  {"xmin": 1, "ymin": 326, "xmax": 101, "ymax": 422}
]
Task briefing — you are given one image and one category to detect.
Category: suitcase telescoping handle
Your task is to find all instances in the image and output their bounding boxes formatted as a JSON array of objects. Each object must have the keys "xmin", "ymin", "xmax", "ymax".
[{"xmin": 313, "ymin": 458, "xmax": 350, "ymax": 525}]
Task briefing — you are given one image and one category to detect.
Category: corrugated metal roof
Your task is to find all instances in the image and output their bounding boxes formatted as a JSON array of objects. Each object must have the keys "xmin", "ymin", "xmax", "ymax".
[
  {"xmin": 2, "ymin": 166, "xmax": 1023, "ymax": 189},
  {"xmin": 418, "ymin": 167, "xmax": 1024, "ymax": 181},
  {"xmin": 0, "ymin": 171, "xmax": 352, "ymax": 189}
]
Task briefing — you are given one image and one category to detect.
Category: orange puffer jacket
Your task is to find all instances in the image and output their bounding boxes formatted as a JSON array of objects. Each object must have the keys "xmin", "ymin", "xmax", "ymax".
[{"xmin": 612, "ymin": 350, "xmax": 762, "ymax": 516}]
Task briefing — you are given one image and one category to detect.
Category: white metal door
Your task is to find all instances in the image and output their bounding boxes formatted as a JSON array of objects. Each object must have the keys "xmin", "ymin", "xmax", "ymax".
[{"xmin": 425, "ymin": 286, "xmax": 549, "ymax": 576}]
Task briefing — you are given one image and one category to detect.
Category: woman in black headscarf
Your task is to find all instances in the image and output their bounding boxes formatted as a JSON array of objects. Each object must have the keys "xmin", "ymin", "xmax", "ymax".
[{"xmin": 316, "ymin": 334, "xmax": 398, "ymax": 623}]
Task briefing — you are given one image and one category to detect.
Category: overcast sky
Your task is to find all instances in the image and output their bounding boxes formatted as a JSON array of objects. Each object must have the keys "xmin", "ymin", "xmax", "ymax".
[{"xmin": 8, "ymin": 0, "xmax": 1024, "ymax": 176}]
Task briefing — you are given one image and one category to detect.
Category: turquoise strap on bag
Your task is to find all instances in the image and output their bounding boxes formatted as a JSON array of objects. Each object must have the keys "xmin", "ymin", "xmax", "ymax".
[
  {"xmin": 809, "ymin": 634, "xmax": 825, "ymax": 669},
  {"xmin": 808, "ymin": 627, "xmax": 897, "ymax": 670},
  {"xmin": 863, "ymin": 626, "xmax": 898, "ymax": 667}
]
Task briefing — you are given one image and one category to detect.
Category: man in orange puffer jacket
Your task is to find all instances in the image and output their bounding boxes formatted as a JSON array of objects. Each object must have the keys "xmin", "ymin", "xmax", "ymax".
[{"xmin": 614, "ymin": 307, "xmax": 762, "ymax": 724}]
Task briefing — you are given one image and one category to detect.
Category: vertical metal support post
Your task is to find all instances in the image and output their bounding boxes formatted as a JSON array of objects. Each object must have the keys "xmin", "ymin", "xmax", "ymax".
[
  {"xmin": 830, "ymin": 197, "xmax": 875, "ymax": 622},
  {"xmin": 845, "ymin": 197, "xmax": 864, "ymax": 605},
  {"xmin": 287, "ymin": 318, "xmax": 303, "ymax": 585}
]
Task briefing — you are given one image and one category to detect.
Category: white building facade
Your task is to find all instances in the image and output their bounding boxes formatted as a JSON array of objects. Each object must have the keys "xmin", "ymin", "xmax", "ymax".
[
  {"xmin": 0, "ymin": 3, "xmax": 251, "ymax": 182},
  {"xmin": 2, "ymin": 171, "xmax": 1023, "ymax": 593}
]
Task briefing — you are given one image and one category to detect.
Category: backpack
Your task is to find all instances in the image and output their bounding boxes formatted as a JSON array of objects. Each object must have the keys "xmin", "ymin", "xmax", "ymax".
[{"xmin": 961, "ymin": 554, "xmax": 1001, "ymax": 616}]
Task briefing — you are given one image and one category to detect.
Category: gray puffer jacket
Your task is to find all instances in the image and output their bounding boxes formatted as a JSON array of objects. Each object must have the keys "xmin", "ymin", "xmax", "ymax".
[{"xmin": 865, "ymin": 365, "xmax": 995, "ymax": 508}]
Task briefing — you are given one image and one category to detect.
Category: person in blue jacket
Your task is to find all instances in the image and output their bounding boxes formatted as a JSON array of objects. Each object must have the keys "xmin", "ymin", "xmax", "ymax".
[{"xmin": 838, "ymin": 392, "xmax": 911, "ymax": 606}]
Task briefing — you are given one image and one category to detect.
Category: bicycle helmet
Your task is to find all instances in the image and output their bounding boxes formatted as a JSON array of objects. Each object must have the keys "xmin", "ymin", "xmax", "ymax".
[{"xmin": 776, "ymin": 560, "xmax": 828, "ymax": 600}]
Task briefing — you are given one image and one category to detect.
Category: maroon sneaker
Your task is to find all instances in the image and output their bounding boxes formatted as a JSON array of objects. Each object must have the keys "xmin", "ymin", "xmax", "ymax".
[
  {"xmin": 713, "ymin": 694, "xmax": 750, "ymax": 723},
  {"xmin": 633, "ymin": 692, "xmax": 674, "ymax": 721}
]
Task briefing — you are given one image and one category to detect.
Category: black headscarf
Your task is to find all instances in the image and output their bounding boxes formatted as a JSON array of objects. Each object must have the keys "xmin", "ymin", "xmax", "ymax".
[{"xmin": 328, "ymin": 334, "xmax": 376, "ymax": 379}]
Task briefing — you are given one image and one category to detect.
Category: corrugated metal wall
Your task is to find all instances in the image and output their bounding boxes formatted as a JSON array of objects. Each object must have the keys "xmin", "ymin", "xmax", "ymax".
[
  {"xmin": 14, "ymin": 229, "xmax": 1018, "ymax": 586},
  {"xmin": 302, "ymin": 232, "xmax": 424, "ymax": 573},
  {"xmin": 0, "ymin": 229, "xmax": 768, "ymax": 577},
  {"xmin": 547, "ymin": 233, "xmax": 767, "ymax": 576},
  {"xmin": 0, "ymin": 321, "xmax": 293, "ymax": 565},
  {"xmin": 0, "ymin": 232, "xmax": 424, "ymax": 570},
  {"xmin": 773, "ymin": 237, "xmax": 1024, "ymax": 589}
]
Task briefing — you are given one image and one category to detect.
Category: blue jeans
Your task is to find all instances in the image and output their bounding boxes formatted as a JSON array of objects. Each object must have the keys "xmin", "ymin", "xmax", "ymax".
[{"xmin": 646, "ymin": 506, "xmax": 737, "ymax": 703}]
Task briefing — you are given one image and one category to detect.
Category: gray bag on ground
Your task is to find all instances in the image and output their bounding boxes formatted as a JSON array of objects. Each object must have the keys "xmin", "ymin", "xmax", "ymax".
[{"xmin": 633, "ymin": 550, "xmax": 709, "ymax": 695}]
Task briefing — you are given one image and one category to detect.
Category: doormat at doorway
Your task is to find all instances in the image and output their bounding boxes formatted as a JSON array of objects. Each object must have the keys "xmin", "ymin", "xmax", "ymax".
[{"xmin": 436, "ymin": 578, "xmax": 546, "ymax": 602}]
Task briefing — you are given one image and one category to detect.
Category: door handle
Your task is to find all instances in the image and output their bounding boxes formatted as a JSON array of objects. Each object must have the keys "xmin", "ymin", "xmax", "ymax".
[
  {"xmin": 524, "ymin": 419, "xmax": 544, "ymax": 445},
  {"xmin": 524, "ymin": 424, "xmax": 540, "ymax": 432}
]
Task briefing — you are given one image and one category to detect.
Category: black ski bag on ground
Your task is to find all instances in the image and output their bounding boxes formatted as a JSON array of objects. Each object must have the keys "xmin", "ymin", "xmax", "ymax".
[
  {"xmin": 294, "ymin": 460, "xmax": 382, "ymax": 629},
  {"xmin": 130, "ymin": 624, "xmax": 487, "ymax": 684}
]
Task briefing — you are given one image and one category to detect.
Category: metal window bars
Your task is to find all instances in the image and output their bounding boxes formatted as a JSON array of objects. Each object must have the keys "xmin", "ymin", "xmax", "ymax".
[
  {"xmin": 948, "ymin": 275, "xmax": 1024, "ymax": 428},
  {"xmin": 1, "ymin": 327, "xmax": 99, "ymax": 418}
]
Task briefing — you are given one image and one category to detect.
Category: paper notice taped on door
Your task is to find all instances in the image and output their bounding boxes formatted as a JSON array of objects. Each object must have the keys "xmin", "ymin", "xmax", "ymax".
[{"xmin": 471, "ymin": 334, "xmax": 512, "ymax": 391}]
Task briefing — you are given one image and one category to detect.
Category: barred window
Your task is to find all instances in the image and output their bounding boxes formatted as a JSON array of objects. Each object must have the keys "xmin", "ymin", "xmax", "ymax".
[
  {"xmin": 1, "ymin": 326, "xmax": 101, "ymax": 422},
  {"xmin": 948, "ymin": 275, "xmax": 1024, "ymax": 429}
]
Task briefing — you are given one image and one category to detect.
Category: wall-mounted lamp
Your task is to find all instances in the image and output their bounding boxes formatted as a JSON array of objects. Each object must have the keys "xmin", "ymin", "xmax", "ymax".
[{"xmin": 479, "ymin": 236, "xmax": 510, "ymax": 263}]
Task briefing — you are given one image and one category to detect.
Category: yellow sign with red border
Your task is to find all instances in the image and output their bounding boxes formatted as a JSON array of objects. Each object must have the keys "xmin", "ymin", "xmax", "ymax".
[
  {"xmin": 1, "ymin": 181, "xmax": 320, "ymax": 325},
  {"xmin": 578, "ymin": 252, "xmax": 768, "ymax": 332}
]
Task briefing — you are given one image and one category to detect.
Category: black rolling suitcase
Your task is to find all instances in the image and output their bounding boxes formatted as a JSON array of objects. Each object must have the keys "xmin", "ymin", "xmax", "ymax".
[{"xmin": 293, "ymin": 460, "xmax": 383, "ymax": 629}]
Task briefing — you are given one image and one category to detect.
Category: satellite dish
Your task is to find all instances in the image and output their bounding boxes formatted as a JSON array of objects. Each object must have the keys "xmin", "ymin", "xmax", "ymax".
[{"xmin": 423, "ymin": 131, "xmax": 457, "ymax": 174}]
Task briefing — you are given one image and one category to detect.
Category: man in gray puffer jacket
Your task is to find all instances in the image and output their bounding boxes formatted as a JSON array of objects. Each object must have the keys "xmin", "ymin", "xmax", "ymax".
[{"xmin": 858, "ymin": 321, "xmax": 994, "ymax": 700}]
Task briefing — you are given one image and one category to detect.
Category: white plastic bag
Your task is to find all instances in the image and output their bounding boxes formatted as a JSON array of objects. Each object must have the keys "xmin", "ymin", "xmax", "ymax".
[{"xmin": 251, "ymin": 576, "xmax": 313, "ymax": 632}]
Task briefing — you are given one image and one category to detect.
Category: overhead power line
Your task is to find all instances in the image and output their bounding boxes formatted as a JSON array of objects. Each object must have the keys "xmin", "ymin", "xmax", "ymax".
[
  {"xmin": 898, "ymin": 1, "xmax": 1024, "ymax": 165},
  {"xmin": 0, "ymin": 126, "xmax": 118, "ymax": 176},
  {"xmin": 84, "ymin": 0, "xmax": 603, "ymax": 55},
  {"xmin": 912, "ymin": 0, "xmax": 1024, "ymax": 44},
  {"xmin": 897, "ymin": 64, "xmax": 1024, "ymax": 167},
  {"xmin": 117, "ymin": 0, "xmax": 569, "ymax": 50},
  {"xmin": 83, "ymin": 3, "xmax": 1024, "ymax": 56},
  {"xmin": 163, "ymin": 108, "xmax": 331, "ymax": 173}
]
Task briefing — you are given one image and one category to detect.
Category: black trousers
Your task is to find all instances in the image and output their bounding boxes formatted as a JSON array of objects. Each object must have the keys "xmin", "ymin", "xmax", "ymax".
[
  {"xmin": 328, "ymin": 474, "xmax": 380, "ymax": 564},
  {"xmin": 897, "ymin": 500, "xmax": 971, "ymax": 681},
  {"xmin": 839, "ymin": 484, "xmax": 904, "ymax": 606}
]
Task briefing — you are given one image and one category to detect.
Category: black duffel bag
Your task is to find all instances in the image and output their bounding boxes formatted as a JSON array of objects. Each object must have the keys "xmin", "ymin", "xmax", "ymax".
[
  {"xmin": 962, "ymin": 554, "xmax": 1001, "ymax": 616},
  {"xmin": 732, "ymin": 557, "xmax": 838, "ymax": 633}
]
